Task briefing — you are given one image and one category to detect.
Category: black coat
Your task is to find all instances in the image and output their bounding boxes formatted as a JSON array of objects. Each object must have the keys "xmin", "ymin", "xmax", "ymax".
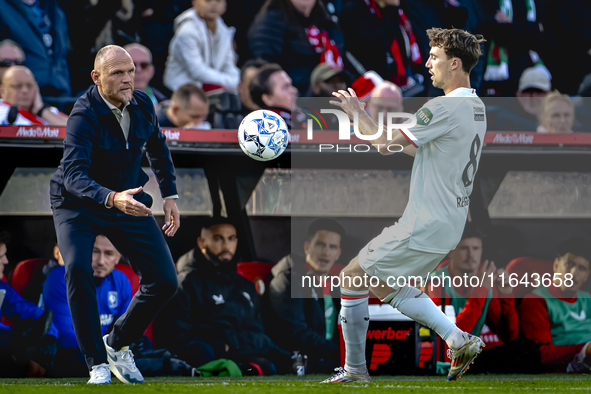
[
  {"xmin": 265, "ymin": 254, "xmax": 340, "ymax": 360},
  {"xmin": 0, "ymin": 0, "xmax": 71, "ymax": 96},
  {"xmin": 475, "ymin": 0, "xmax": 546, "ymax": 96},
  {"xmin": 540, "ymin": 0, "xmax": 591, "ymax": 95},
  {"xmin": 50, "ymin": 86, "xmax": 177, "ymax": 210},
  {"xmin": 248, "ymin": 6, "xmax": 345, "ymax": 94},
  {"xmin": 340, "ymin": 0, "xmax": 408, "ymax": 82},
  {"xmin": 156, "ymin": 248, "xmax": 276, "ymax": 357}
]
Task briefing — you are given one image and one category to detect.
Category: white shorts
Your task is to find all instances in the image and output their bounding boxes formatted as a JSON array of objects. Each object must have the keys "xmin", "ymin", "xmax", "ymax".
[{"xmin": 358, "ymin": 226, "xmax": 446, "ymax": 289}]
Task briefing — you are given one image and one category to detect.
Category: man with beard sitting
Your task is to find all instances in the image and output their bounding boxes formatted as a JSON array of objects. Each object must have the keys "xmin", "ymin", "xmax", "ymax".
[{"xmin": 155, "ymin": 217, "xmax": 289, "ymax": 375}]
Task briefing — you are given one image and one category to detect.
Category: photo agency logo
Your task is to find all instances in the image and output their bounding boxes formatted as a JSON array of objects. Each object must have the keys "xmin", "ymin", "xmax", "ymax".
[{"xmin": 300, "ymin": 103, "xmax": 418, "ymax": 153}]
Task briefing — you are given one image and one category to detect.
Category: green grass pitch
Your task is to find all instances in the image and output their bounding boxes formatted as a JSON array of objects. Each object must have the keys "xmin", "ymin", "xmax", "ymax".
[{"xmin": 0, "ymin": 374, "xmax": 590, "ymax": 394}]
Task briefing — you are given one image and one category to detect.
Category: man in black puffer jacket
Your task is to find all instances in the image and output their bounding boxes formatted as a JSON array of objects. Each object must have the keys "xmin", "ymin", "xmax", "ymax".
[{"xmin": 155, "ymin": 217, "xmax": 289, "ymax": 375}]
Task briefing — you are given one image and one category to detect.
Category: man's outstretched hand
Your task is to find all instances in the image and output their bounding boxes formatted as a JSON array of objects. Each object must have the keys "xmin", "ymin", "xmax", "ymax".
[
  {"xmin": 162, "ymin": 198, "xmax": 180, "ymax": 237},
  {"xmin": 112, "ymin": 186, "xmax": 152, "ymax": 216}
]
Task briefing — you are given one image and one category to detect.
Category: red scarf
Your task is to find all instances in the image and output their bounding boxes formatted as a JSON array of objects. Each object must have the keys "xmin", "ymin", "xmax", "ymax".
[
  {"xmin": 364, "ymin": 0, "xmax": 422, "ymax": 86},
  {"xmin": 2, "ymin": 101, "xmax": 46, "ymax": 124},
  {"xmin": 307, "ymin": 25, "xmax": 344, "ymax": 70}
]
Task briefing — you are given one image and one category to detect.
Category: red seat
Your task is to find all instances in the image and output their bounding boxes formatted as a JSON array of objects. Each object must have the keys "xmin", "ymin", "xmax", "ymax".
[
  {"xmin": 236, "ymin": 262, "xmax": 274, "ymax": 295},
  {"xmin": 114, "ymin": 264, "xmax": 155, "ymax": 345},
  {"xmin": 10, "ymin": 258, "xmax": 50, "ymax": 297},
  {"xmin": 505, "ymin": 257, "xmax": 554, "ymax": 298},
  {"xmin": 114, "ymin": 264, "xmax": 140, "ymax": 294}
]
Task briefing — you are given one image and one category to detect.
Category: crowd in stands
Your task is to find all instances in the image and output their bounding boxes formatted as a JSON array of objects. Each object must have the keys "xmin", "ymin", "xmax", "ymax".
[
  {"xmin": 1, "ymin": 0, "xmax": 591, "ymax": 132},
  {"xmin": 1, "ymin": 217, "xmax": 590, "ymax": 378}
]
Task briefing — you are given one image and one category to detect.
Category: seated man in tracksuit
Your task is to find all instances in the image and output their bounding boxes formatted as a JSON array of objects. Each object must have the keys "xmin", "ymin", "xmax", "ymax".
[
  {"xmin": 427, "ymin": 223, "xmax": 527, "ymax": 373},
  {"xmin": 0, "ymin": 229, "xmax": 58, "ymax": 377},
  {"xmin": 266, "ymin": 219, "xmax": 346, "ymax": 373},
  {"xmin": 155, "ymin": 217, "xmax": 290, "ymax": 375},
  {"xmin": 42, "ymin": 235, "xmax": 132, "ymax": 377},
  {"xmin": 519, "ymin": 237, "xmax": 591, "ymax": 373}
]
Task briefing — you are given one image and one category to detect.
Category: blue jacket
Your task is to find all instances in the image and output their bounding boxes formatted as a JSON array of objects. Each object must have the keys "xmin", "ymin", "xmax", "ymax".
[
  {"xmin": 0, "ymin": 281, "xmax": 58, "ymax": 346},
  {"xmin": 0, "ymin": 0, "xmax": 71, "ymax": 96},
  {"xmin": 42, "ymin": 266, "xmax": 132, "ymax": 348},
  {"xmin": 49, "ymin": 86, "xmax": 177, "ymax": 209}
]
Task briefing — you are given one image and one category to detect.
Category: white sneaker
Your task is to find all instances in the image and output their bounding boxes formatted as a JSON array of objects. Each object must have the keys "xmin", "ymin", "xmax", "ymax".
[
  {"xmin": 88, "ymin": 363, "xmax": 111, "ymax": 384},
  {"xmin": 447, "ymin": 332, "xmax": 485, "ymax": 381},
  {"xmin": 103, "ymin": 334, "xmax": 144, "ymax": 384},
  {"xmin": 321, "ymin": 367, "xmax": 372, "ymax": 383}
]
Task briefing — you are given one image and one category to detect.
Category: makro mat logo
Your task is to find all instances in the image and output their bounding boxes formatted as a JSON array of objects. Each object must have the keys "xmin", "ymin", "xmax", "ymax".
[
  {"xmin": 302, "ymin": 107, "xmax": 418, "ymax": 153},
  {"xmin": 16, "ymin": 126, "xmax": 60, "ymax": 138},
  {"xmin": 162, "ymin": 129, "xmax": 180, "ymax": 141}
]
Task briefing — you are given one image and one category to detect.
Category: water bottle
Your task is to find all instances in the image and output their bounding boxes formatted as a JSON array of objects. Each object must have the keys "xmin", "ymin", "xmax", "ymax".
[{"xmin": 293, "ymin": 351, "xmax": 306, "ymax": 376}]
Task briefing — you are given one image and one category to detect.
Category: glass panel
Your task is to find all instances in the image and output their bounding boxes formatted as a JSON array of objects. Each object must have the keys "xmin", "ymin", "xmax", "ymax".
[
  {"xmin": 0, "ymin": 167, "xmax": 212, "ymax": 216},
  {"xmin": 0, "ymin": 168, "xmax": 53, "ymax": 215},
  {"xmin": 247, "ymin": 168, "xmax": 411, "ymax": 217},
  {"xmin": 488, "ymin": 171, "xmax": 591, "ymax": 218}
]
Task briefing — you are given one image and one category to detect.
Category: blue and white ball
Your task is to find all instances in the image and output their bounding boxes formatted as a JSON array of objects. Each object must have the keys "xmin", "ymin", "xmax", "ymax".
[{"xmin": 238, "ymin": 110, "xmax": 289, "ymax": 161}]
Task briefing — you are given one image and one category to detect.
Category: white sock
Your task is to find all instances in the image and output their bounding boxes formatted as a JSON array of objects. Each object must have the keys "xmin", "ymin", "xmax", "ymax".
[
  {"xmin": 445, "ymin": 328, "xmax": 466, "ymax": 349},
  {"xmin": 340, "ymin": 288, "xmax": 370, "ymax": 372},
  {"xmin": 384, "ymin": 285, "xmax": 458, "ymax": 344}
]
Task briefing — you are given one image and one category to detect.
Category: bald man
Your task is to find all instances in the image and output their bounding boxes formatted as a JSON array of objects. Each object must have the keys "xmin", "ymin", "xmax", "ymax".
[
  {"xmin": 0, "ymin": 40, "xmax": 25, "ymax": 89},
  {"xmin": 366, "ymin": 82, "xmax": 403, "ymax": 122},
  {"xmin": 123, "ymin": 44, "xmax": 168, "ymax": 106},
  {"xmin": 0, "ymin": 66, "xmax": 67, "ymax": 125},
  {"xmin": 49, "ymin": 45, "xmax": 180, "ymax": 384}
]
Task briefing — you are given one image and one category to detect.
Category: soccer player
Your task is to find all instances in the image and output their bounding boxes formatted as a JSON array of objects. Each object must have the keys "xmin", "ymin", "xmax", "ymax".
[{"xmin": 325, "ymin": 28, "xmax": 487, "ymax": 383}]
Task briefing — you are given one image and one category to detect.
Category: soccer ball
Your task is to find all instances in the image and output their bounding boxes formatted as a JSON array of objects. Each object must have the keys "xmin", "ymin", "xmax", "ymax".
[{"xmin": 238, "ymin": 110, "xmax": 289, "ymax": 161}]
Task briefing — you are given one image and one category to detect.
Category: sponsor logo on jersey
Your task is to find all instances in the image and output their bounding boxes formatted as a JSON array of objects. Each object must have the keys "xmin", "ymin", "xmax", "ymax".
[
  {"xmin": 242, "ymin": 291, "xmax": 254, "ymax": 308},
  {"xmin": 416, "ymin": 108, "xmax": 433, "ymax": 126},
  {"xmin": 100, "ymin": 313, "xmax": 114, "ymax": 326},
  {"xmin": 108, "ymin": 291, "xmax": 118, "ymax": 308},
  {"xmin": 213, "ymin": 294, "xmax": 225, "ymax": 305},
  {"xmin": 570, "ymin": 310, "xmax": 586, "ymax": 321}
]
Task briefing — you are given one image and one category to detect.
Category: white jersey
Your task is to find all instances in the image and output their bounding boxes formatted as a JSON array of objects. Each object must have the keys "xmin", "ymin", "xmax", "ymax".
[{"xmin": 396, "ymin": 87, "xmax": 487, "ymax": 253}]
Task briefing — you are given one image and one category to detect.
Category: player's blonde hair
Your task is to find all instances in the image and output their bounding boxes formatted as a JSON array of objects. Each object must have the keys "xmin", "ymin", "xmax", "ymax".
[{"xmin": 426, "ymin": 28, "xmax": 485, "ymax": 73}]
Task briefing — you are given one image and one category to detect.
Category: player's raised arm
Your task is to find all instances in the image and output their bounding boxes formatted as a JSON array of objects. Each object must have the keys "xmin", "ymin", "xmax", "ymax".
[{"xmin": 330, "ymin": 88, "xmax": 410, "ymax": 154}]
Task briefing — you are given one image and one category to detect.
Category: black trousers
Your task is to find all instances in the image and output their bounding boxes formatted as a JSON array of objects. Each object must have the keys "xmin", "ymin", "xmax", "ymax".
[{"xmin": 53, "ymin": 205, "xmax": 178, "ymax": 370}]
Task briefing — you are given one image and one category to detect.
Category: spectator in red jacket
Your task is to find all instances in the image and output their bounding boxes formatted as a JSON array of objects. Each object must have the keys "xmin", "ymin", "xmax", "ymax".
[
  {"xmin": 428, "ymin": 223, "xmax": 524, "ymax": 373},
  {"xmin": 519, "ymin": 237, "xmax": 591, "ymax": 373}
]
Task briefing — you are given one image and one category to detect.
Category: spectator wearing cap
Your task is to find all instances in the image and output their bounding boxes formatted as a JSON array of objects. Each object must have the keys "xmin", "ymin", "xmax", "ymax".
[
  {"xmin": 536, "ymin": 91, "xmax": 575, "ymax": 134},
  {"xmin": 238, "ymin": 58, "xmax": 268, "ymax": 113},
  {"xmin": 265, "ymin": 218, "xmax": 345, "ymax": 373},
  {"xmin": 249, "ymin": 63, "xmax": 298, "ymax": 128},
  {"xmin": 309, "ymin": 62, "xmax": 348, "ymax": 98},
  {"xmin": 156, "ymin": 83, "xmax": 211, "ymax": 129},
  {"xmin": 0, "ymin": 0, "xmax": 71, "ymax": 97},
  {"xmin": 519, "ymin": 237, "xmax": 591, "ymax": 373},
  {"xmin": 0, "ymin": 40, "xmax": 25, "ymax": 96},
  {"xmin": 164, "ymin": 0, "xmax": 240, "ymax": 93},
  {"xmin": 0, "ymin": 66, "xmax": 67, "ymax": 125},
  {"xmin": 124, "ymin": 44, "xmax": 168, "ymax": 107},
  {"xmin": 492, "ymin": 67, "xmax": 551, "ymax": 132},
  {"xmin": 248, "ymin": 0, "xmax": 346, "ymax": 94}
]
